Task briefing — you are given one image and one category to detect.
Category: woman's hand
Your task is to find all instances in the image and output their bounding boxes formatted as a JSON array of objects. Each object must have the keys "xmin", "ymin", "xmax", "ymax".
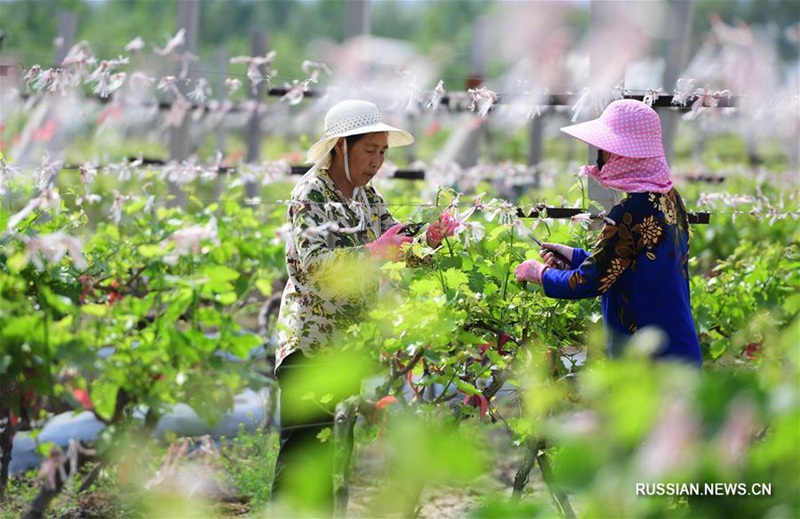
[
  {"xmin": 514, "ymin": 259, "xmax": 550, "ymax": 284},
  {"xmin": 366, "ymin": 223, "xmax": 414, "ymax": 261},
  {"xmin": 426, "ymin": 211, "xmax": 459, "ymax": 247},
  {"xmin": 538, "ymin": 242, "xmax": 574, "ymax": 270}
]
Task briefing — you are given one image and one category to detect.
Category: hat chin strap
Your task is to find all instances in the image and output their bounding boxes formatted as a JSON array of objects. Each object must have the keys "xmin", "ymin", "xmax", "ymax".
[
  {"xmin": 342, "ymin": 139, "xmax": 380, "ymax": 237},
  {"xmin": 343, "ymin": 139, "xmax": 354, "ymax": 185}
]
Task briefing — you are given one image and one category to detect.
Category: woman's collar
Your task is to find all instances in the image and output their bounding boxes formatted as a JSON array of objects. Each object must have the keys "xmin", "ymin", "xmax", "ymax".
[{"xmin": 316, "ymin": 166, "xmax": 361, "ymax": 204}]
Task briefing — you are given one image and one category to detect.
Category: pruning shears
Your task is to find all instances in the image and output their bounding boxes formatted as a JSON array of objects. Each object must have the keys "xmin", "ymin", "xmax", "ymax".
[
  {"xmin": 530, "ymin": 234, "xmax": 571, "ymax": 269},
  {"xmin": 398, "ymin": 221, "xmax": 424, "ymax": 237}
]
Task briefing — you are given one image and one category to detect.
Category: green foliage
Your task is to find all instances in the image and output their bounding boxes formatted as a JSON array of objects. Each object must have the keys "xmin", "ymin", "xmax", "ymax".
[
  {"xmin": 2, "ymin": 160, "xmax": 799, "ymax": 517},
  {"xmin": 218, "ymin": 426, "xmax": 278, "ymax": 509},
  {"xmin": 1, "ymin": 175, "xmax": 285, "ymax": 455},
  {"xmin": 541, "ymin": 321, "xmax": 800, "ymax": 517},
  {"xmin": 690, "ymin": 209, "xmax": 799, "ymax": 274},
  {"xmin": 342, "ymin": 180, "xmax": 798, "ymax": 516},
  {"xmin": 470, "ymin": 497, "xmax": 553, "ymax": 518},
  {"xmin": 692, "ymin": 241, "xmax": 800, "ymax": 360}
]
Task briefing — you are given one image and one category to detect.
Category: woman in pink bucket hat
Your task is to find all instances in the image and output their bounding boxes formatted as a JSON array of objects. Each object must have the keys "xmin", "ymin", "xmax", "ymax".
[
  {"xmin": 515, "ymin": 99, "xmax": 702, "ymax": 366},
  {"xmin": 273, "ymin": 100, "xmax": 458, "ymax": 513}
]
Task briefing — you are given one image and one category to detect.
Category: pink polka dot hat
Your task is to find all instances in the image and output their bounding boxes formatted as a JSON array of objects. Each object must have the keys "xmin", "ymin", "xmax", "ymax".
[
  {"xmin": 560, "ymin": 99, "xmax": 665, "ymax": 158},
  {"xmin": 561, "ymin": 100, "xmax": 673, "ymax": 193}
]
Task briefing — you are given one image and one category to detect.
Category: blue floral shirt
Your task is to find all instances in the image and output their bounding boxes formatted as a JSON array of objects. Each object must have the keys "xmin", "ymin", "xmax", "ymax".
[{"xmin": 542, "ymin": 189, "xmax": 702, "ymax": 365}]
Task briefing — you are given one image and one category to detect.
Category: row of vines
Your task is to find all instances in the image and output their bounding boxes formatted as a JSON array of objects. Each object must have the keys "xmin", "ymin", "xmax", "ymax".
[{"xmin": 1, "ymin": 155, "xmax": 798, "ymax": 516}]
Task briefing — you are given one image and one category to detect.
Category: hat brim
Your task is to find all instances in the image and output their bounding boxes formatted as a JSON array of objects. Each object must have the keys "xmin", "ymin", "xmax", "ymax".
[
  {"xmin": 307, "ymin": 123, "xmax": 415, "ymax": 164},
  {"xmin": 560, "ymin": 120, "xmax": 664, "ymax": 158}
]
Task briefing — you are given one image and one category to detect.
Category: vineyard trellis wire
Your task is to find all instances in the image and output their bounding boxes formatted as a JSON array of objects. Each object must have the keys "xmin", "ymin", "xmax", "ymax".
[
  {"xmin": 46, "ymin": 156, "xmax": 800, "ymax": 224},
  {"xmin": 14, "ymin": 85, "xmax": 741, "ymax": 113},
  {"xmin": 48, "ymin": 159, "xmax": 714, "ymax": 224}
]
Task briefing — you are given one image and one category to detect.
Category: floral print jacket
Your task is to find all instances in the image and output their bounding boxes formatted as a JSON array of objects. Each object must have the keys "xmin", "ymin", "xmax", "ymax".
[
  {"xmin": 276, "ymin": 166, "xmax": 396, "ymax": 369},
  {"xmin": 542, "ymin": 189, "xmax": 702, "ymax": 365}
]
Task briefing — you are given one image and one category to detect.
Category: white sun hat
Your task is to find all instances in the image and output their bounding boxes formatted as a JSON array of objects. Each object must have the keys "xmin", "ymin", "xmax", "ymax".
[{"xmin": 306, "ymin": 100, "xmax": 415, "ymax": 165}]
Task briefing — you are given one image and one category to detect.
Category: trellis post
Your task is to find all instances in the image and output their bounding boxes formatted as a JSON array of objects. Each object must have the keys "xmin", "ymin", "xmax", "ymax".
[
  {"xmin": 245, "ymin": 30, "xmax": 267, "ymax": 199},
  {"xmin": 54, "ymin": 11, "xmax": 78, "ymax": 66},
  {"xmin": 449, "ymin": 16, "xmax": 490, "ymax": 169},
  {"xmin": 168, "ymin": 0, "xmax": 200, "ymax": 207},
  {"xmin": 660, "ymin": 0, "xmax": 694, "ymax": 162},
  {"xmin": 214, "ymin": 47, "xmax": 228, "ymax": 200},
  {"xmin": 345, "ymin": 0, "xmax": 371, "ymax": 39},
  {"xmin": 215, "ymin": 48, "xmax": 228, "ymax": 154},
  {"xmin": 587, "ymin": 1, "xmax": 621, "ymax": 212},
  {"xmin": 49, "ymin": 10, "xmax": 78, "ymax": 159},
  {"xmin": 528, "ymin": 112, "xmax": 544, "ymax": 189},
  {"xmin": 169, "ymin": 0, "xmax": 199, "ymax": 163}
]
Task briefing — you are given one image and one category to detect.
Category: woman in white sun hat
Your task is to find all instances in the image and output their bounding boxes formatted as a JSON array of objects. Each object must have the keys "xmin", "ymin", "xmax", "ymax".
[
  {"xmin": 514, "ymin": 99, "xmax": 702, "ymax": 366},
  {"xmin": 272, "ymin": 100, "xmax": 457, "ymax": 512}
]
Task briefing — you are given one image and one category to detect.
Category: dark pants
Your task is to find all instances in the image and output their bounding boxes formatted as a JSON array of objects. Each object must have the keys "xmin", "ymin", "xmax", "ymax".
[{"xmin": 271, "ymin": 351, "xmax": 358, "ymax": 515}]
